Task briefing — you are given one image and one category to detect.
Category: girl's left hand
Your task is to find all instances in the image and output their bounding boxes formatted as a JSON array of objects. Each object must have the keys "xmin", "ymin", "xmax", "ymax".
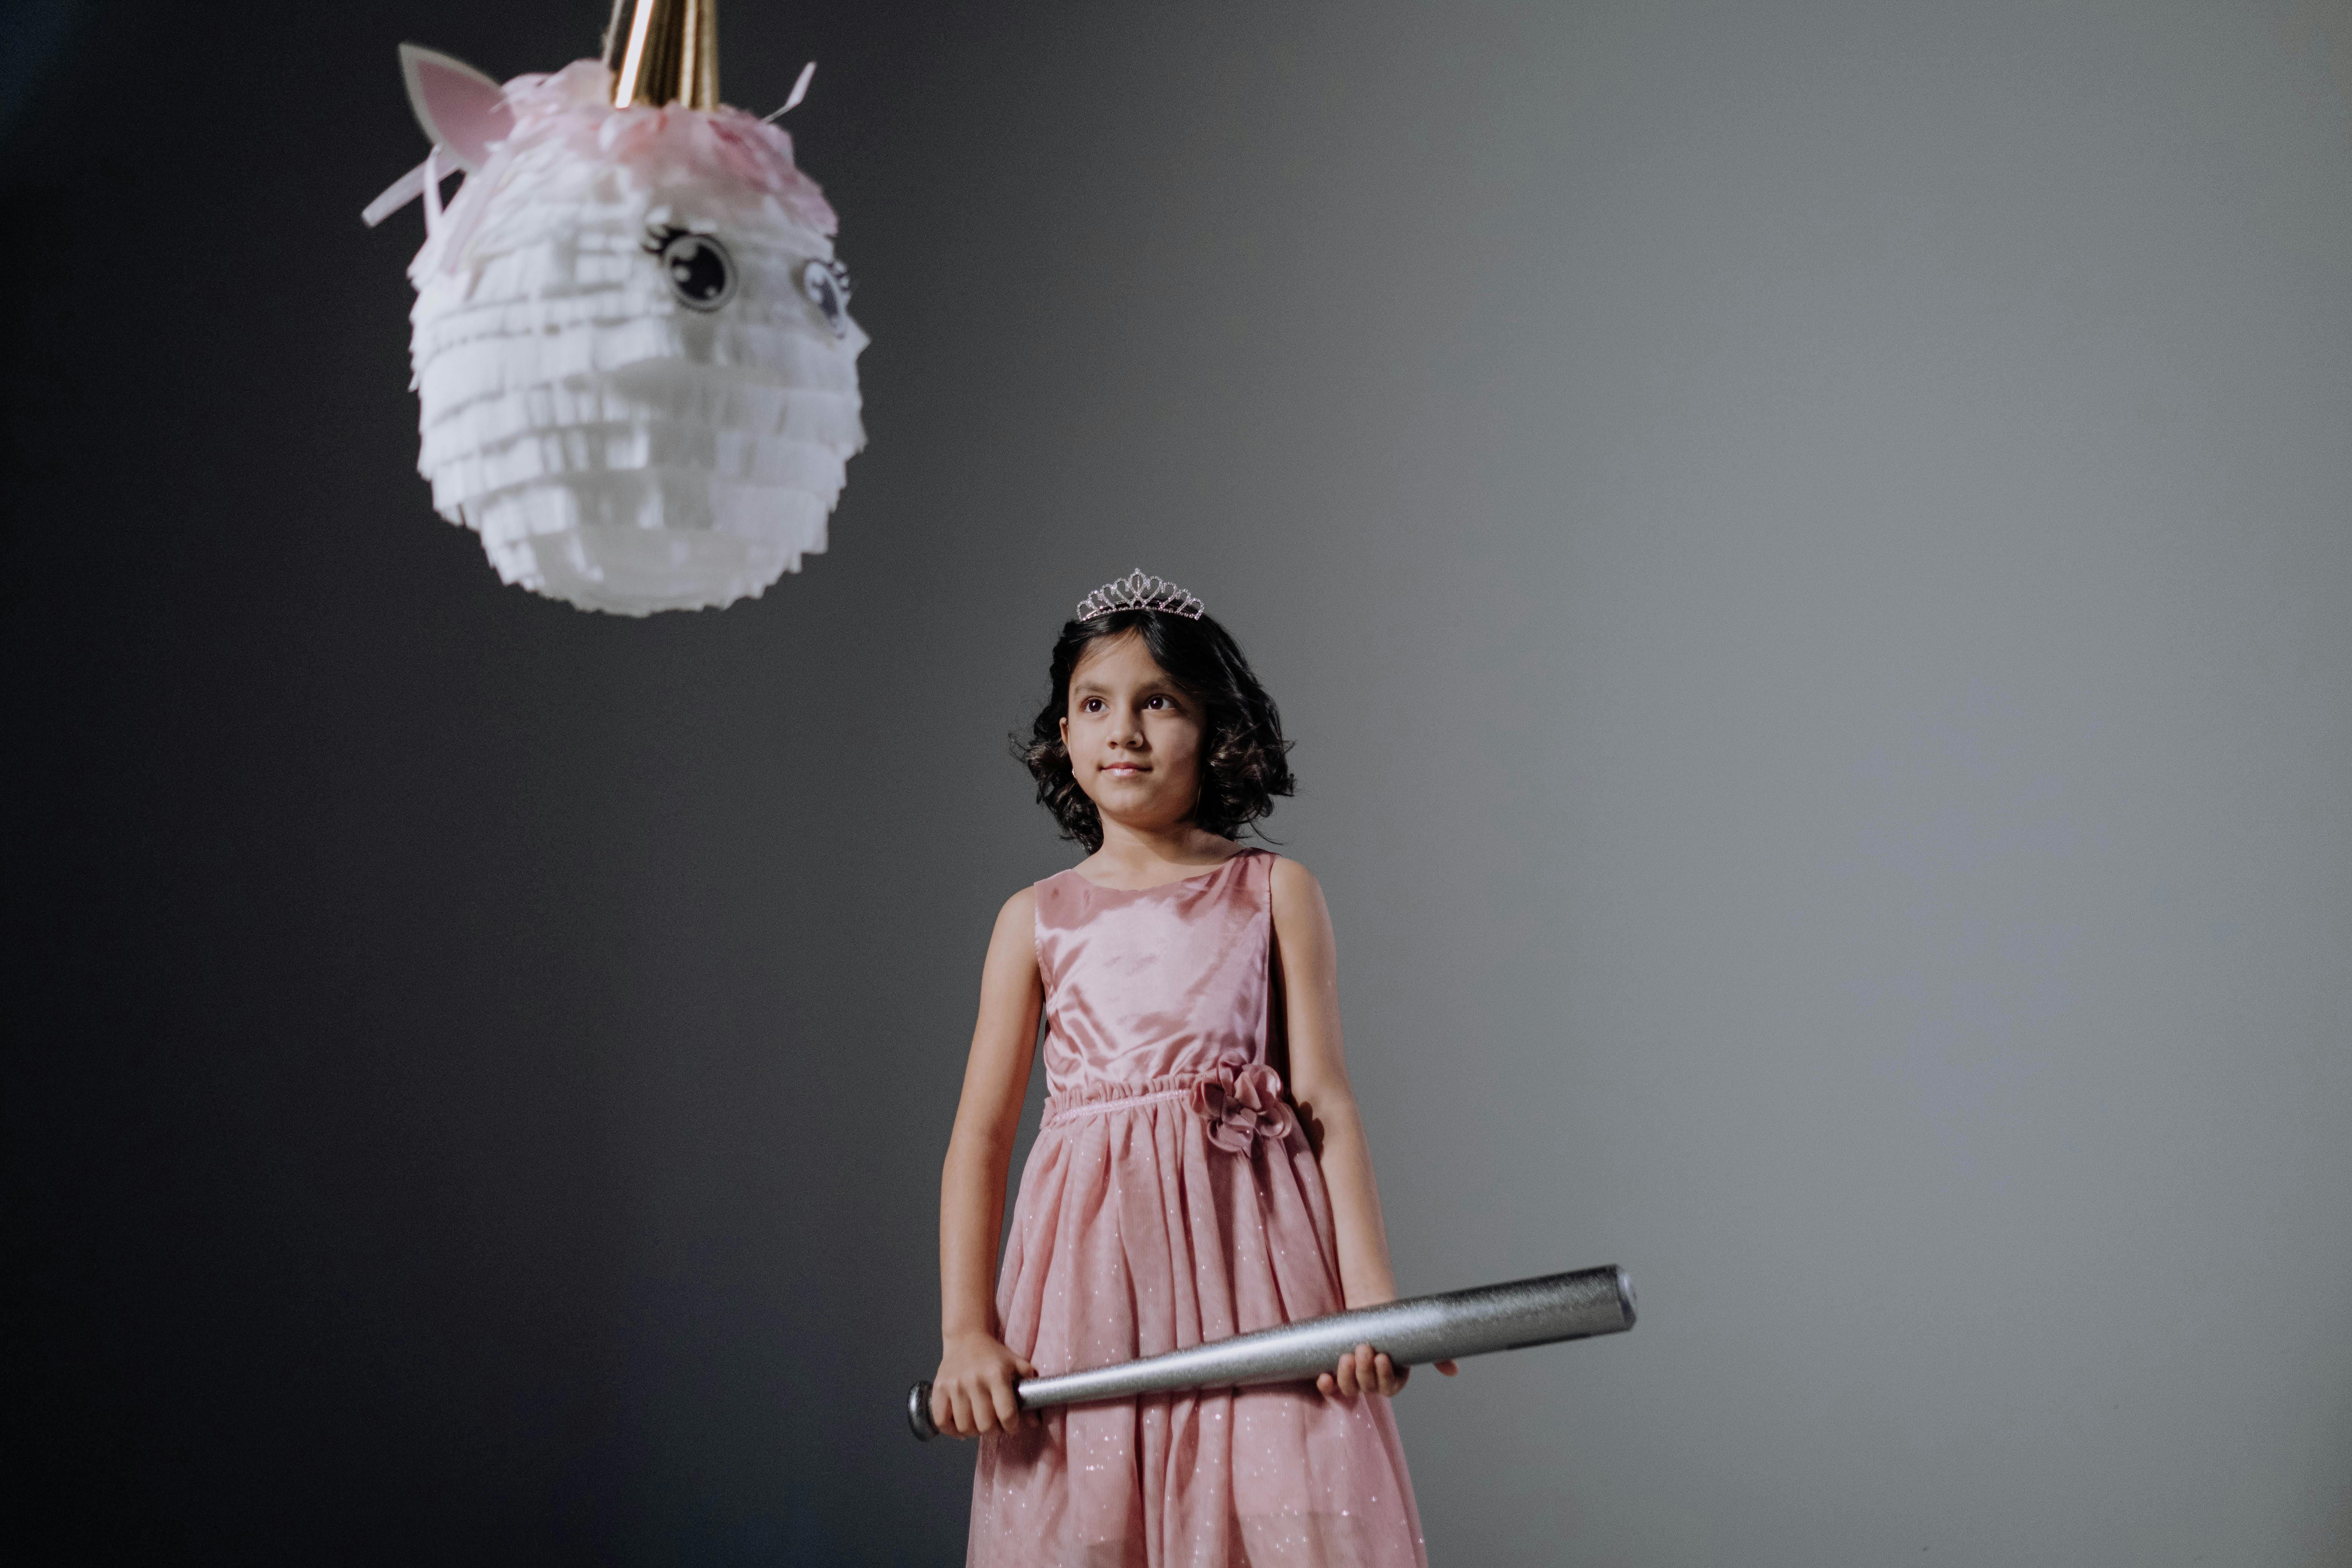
[{"xmin": 1317, "ymin": 1341, "xmax": 1460, "ymax": 1400}]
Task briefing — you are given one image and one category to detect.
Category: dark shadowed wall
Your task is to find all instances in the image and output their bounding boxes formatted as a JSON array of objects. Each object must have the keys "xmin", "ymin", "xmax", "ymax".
[{"xmin": 5, "ymin": 1, "xmax": 2350, "ymax": 1562}]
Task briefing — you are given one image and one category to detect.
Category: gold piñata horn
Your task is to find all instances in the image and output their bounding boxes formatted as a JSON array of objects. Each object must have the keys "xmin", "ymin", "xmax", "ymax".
[{"xmin": 605, "ymin": 0, "xmax": 719, "ymax": 110}]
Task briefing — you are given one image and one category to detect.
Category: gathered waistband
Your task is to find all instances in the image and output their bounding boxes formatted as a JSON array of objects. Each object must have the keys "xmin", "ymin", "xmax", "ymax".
[
  {"xmin": 1040, "ymin": 1064, "xmax": 1301, "ymax": 1154},
  {"xmin": 1042, "ymin": 1070, "xmax": 1217, "ymax": 1125}
]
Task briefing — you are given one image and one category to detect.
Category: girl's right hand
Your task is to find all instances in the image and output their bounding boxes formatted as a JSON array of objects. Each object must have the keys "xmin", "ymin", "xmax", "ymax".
[{"xmin": 931, "ymin": 1331, "xmax": 1039, "ymax": 1438}]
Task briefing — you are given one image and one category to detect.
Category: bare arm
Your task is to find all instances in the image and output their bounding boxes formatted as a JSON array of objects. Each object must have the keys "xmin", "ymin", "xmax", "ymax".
[
  {"xmin": 931, "ymin": 888, "xmax": 1046, "ymax": 1436},
  {"xmin": 1271, "ymin": 856, "xmax": 1455, "ymax": 1396},
  {"xmin": 1272, "ymin": 859, "xmax": 1398, "ymax": 1305}
]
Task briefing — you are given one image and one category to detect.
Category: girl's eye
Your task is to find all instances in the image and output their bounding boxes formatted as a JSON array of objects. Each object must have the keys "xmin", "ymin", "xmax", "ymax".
[{"xmin": 1082, "ymin": 698, "xmax": 1104, "ymax": 713}]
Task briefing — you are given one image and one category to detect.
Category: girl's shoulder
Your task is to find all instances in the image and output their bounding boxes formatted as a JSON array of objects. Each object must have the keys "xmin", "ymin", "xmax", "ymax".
[
  {"xmin": 1262, "ymin": 850, "xmax": 1318, "ymax": 895},
  {"xmin": 976, "ymin": 885, "xmax": 1043, "ymax": 990},
  {"xmin": 991, "ymin": 883, "xmax": 1039, "ymax": 935},
  {"xmin": 1263, "ymin": 853, "xmax": 1335, "ymax": 938}
]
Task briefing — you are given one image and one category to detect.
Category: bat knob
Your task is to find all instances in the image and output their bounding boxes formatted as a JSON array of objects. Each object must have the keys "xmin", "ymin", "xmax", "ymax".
[{"xmin": 907, "ymin": 1380, "xmax": 939, "ymax": 1441}]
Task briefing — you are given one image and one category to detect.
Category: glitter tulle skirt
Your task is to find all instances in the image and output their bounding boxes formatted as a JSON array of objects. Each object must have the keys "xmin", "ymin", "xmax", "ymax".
[{"xmin": 965, "ymin": 1072, "xmax": 1427, "ymax": 1568}]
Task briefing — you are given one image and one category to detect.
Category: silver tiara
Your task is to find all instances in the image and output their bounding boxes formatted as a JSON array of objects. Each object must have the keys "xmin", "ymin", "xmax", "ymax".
[{"xmin": 1075, "ymin": 568, "xmax": 1205, "ymax": 621}]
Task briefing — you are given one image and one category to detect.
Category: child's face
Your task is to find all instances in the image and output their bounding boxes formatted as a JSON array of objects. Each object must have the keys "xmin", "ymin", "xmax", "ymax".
[{"xmin": 1060, "ymin": 632, "xmax": 1206, "ymax": 834}]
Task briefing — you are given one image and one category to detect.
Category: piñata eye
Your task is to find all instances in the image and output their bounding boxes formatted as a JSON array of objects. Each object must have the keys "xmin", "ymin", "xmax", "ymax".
[
  {"xmin": 801, "ymin": 258, "xmax": 853, "ymax": 337},
  {"xmin": 646, "ymin": 228, "xmax": 737, "ymax": 311}
]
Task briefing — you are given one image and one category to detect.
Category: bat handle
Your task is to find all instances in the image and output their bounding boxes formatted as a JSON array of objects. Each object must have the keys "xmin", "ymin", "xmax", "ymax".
[{"xmin": 907, "ymin": 1380, "xmax": 939, "ymax": 1441}]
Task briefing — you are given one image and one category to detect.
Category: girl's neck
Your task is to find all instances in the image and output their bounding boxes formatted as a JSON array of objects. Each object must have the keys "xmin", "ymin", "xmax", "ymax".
[{"xmin": 1081, "ymin": 821, "xmax": 1244, "ymax": 888}]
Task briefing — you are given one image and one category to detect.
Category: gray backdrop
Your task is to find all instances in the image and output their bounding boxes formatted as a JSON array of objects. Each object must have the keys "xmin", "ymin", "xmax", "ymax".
[{"xmin": 4, "ymin": 0, "xmax": 2348, "ymax": 1562}]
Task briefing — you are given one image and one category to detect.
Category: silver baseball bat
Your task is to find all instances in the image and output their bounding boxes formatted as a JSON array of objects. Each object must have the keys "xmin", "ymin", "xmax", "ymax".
[{"xmin": 908, "ymin": 1264, "xmax": 1634, "ymax": 1441}]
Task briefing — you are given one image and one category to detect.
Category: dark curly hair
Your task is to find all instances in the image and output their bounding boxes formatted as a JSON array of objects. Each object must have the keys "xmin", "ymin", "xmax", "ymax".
[{"xmin": 1019, "ymin": 608, "xmax": 1295, "ymax": 852}]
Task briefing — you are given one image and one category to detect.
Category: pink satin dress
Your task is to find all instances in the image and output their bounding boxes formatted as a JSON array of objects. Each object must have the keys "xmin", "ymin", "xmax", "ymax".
[{"xmin": 967, "ymin": 848, "xmax": 1427, "ymax": 1568}]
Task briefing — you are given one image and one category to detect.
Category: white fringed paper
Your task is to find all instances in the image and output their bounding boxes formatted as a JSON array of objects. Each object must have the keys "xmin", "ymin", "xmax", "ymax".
[{"xmin": 373, "ymin": 57, "xmax": 865, "ymax": 615}]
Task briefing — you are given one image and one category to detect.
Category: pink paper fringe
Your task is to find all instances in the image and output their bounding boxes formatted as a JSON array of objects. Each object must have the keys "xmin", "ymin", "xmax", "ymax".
[{"xmin": 499, "ymin": 60, "xmax": 839, "ymax": 236}]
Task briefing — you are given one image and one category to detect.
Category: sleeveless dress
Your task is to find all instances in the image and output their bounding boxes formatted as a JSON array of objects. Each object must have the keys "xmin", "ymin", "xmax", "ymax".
[{"xmin": 967, "ymin": 848, "xmax": 1427, "ymax": 1568}]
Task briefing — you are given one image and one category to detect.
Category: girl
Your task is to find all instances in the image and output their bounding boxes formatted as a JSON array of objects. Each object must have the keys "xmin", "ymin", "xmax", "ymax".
[{"xmin": 933, "ymin": 571, "xmax": 1450, "ymax": 1568}]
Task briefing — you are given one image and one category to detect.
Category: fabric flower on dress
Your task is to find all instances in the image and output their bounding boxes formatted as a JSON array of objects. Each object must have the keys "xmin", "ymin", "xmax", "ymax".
[{"xmin": 1189, "ymin": 1063, "xmax": 1300, "ymax": 1154}]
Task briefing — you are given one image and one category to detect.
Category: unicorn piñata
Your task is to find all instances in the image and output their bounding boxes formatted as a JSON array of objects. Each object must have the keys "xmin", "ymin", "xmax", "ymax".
[{"xmin": 364, "ymin": 0, "xmax": 866, "ymax": 615}]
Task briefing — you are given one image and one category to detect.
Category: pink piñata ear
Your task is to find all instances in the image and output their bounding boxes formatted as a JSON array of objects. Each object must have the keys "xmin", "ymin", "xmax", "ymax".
[{"xmin": 398, "ymin": 44, "xmax": 514, "ymax": 173}]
